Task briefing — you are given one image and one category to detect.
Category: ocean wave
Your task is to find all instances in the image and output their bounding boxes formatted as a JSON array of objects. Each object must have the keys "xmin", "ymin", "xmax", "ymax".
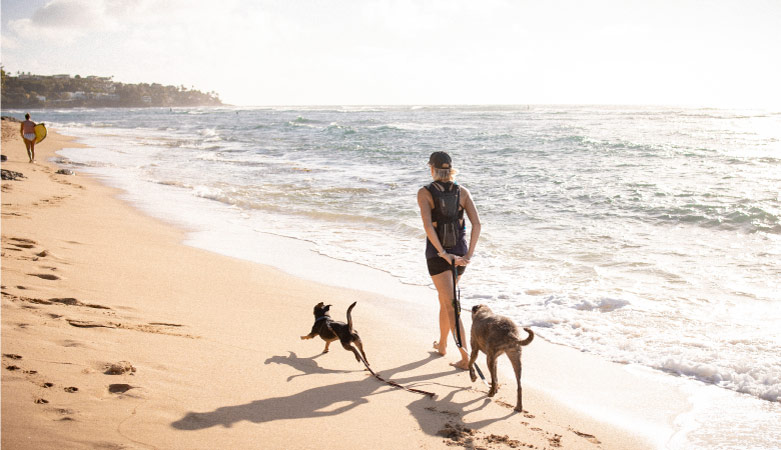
[
  {"xmin": 324, "ymin": 123, "xmax": 356, "ymax": 135},
  {"xmin": 290, "ymin": 116, "xmax": 323, "ymax": 125},
  {"xmin": 521, "ymin": 298, "xmax": 781, "ymax": 402},
  {"xmin": 543, "ymin": 295, "xmax": 631, "ymax": 312},
  {"xmin": 545, "ymin": 134, "xmax": 663, "ymax": 156},
  {"xmin": 648, "ymin": 203, "xmax": 781, "ymax": 234},
  {"xmin": 317, "ymin": 186, "xmax": 374, "ymax": 195},
  {"xmin": 376, "ymin": 122, "xmax": 445, "ymax": 131},
  {"xmin": 660, "ymin": 356, "xmax": 780, "ymax": 402},
  {"xmin": 155, "ymin": 180, "xmax": 192, "ymax": 189},
  {"xmin": 574, "ymin": 297, "xmax": 630, "ymax": 312},
  {"xmin": 52, "ymin": 156, "xmax": 115, "ymax": 169}
]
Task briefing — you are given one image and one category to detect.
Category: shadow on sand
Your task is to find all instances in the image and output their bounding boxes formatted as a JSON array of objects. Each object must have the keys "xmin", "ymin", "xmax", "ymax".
[{"xmin": 171, "ymin": 351, "xmax": 513, "ymax": 435}]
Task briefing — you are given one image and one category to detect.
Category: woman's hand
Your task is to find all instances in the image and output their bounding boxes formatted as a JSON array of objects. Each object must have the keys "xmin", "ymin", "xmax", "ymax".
[
  {"xmin": 453, "ymin": 256, "xmax": 470, "ymax": 266},
  {"xmin": 439, "ymin": 253, "xmax": 470, "ymax": 266},
  {"xmin": 438, "ymin": 252, "xmax": 456, "ymax": 265}
]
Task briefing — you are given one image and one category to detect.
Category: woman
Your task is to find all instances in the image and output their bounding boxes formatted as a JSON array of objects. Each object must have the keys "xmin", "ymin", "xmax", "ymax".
[
  {"xmin": 20, "ymin": 113, "xmax": 37, "ymax": 163},
  {"xmin": 417, "ymin": 151, "xmax": 481, "ymax": 369}
]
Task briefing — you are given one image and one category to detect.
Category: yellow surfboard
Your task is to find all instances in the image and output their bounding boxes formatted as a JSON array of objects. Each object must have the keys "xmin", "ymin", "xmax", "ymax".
[
  {"xmin": 24, "ymin": 123, "xmax": 47, "ymax": 143},
  {"xmin": 34, "ymin": 123, "xmax": 47, "ymax": 144}
]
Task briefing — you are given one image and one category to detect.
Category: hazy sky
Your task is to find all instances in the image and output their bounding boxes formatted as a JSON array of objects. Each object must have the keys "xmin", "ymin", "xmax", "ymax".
[{"xmin": 2, "ymin": 0, "xmax": 780, "ymax": 107}]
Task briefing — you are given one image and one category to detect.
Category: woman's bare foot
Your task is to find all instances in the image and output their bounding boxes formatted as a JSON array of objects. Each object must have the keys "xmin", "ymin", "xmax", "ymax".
[
  {"xmin": 449, "ymin": 360, "xmax": 469, "ymax": 370},
  {"xmin": 433, "ymin": 341, "xmax": 446, "ymax": 356}
]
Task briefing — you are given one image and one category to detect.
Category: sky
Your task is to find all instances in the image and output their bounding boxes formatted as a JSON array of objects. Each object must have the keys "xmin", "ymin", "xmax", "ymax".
[{"xmin": 2, "ymin": 0, "xmax": 780, "ymax": 107}]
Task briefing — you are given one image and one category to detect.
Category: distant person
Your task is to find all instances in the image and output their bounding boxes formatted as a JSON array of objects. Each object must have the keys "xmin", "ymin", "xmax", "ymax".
[
  {"xmin": 417, "ymin": 151, "xmax": 482, "ymax": 369},
  {"xmin": 20, "ymin": 113, "xmax": 37, "ymax": 163}
]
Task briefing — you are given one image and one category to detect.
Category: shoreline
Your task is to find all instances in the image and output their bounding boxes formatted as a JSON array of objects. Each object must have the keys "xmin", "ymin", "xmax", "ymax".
[{"xmin": 0, "ymin": 120, "xmax": 698, "ymax": 449}]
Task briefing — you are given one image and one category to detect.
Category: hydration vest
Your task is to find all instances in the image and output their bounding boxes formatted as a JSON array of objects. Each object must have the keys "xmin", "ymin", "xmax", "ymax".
[{"xmin": 426, "ymin": 181, "xmax": 464, "ymax": 250}]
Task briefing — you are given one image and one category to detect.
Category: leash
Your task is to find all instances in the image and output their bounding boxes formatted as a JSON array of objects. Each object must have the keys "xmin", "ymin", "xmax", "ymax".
[
  {"xmin": 358, "ymin": 353, "xmax": 435, "ymax": 398},
  {"xmin": 323, "ymin": 321, "xmax": 435, "ymax": 397},
  {"xmin": 452, "ymin": 263, "xmax": 489, "ymax": 386}
]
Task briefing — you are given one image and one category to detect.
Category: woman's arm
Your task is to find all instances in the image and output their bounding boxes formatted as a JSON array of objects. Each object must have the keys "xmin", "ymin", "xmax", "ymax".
[
  {"xmin": 461, "ymin": 187, "xmax": 481, "ymax": 261},
  {"xmin": 417, "ymin": 187, "xmax": 452, "ymax": 262}
]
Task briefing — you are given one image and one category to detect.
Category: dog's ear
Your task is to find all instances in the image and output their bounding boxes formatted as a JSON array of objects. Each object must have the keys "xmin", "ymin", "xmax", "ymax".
[
  {"xmin": 324, "ymin": 304, "xmax": 331, "ymax": 311},
  {"xmin": 472, "ymin": 304, "xmax": 481, "ymax": 314},
  {"xmin": 315, "ymin": 302, "xmax": 324, "ymax": 308}
]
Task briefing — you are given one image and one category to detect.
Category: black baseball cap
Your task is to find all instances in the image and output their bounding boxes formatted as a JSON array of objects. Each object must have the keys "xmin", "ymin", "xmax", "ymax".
[{"xmin": 428, "ymin": 151, "xmax": 452, "ymax": 169}]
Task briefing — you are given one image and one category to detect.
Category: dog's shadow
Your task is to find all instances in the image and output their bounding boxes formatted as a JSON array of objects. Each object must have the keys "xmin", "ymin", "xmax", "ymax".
[
  {"xmin": 264, "ymin": 351, "xmax": 356, "ymax": 382},
  {"xmin": 172, "ymin": 353, "xmax": 446, "ymax": 431},
  {"xmin": 406, "ymin": 383, "xmax": 516, "ymax": 436}
]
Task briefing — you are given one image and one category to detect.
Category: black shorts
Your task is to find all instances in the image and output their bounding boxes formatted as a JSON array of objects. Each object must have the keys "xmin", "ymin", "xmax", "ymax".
[{"xmin": 427, "ymin": 257, "xmax": 466, "ymax": 277}]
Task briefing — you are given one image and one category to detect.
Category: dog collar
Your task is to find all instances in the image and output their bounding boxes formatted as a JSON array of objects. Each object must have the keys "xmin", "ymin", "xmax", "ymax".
[{"xmin": 314, "ymin": 316, "xmax": 328, "ymax": 322}]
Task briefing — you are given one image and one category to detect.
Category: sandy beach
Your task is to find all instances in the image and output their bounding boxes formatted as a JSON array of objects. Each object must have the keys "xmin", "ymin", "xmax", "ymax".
[{"xmin": 1, "ymin": 119, "xmax": 660, "ymax": 449}]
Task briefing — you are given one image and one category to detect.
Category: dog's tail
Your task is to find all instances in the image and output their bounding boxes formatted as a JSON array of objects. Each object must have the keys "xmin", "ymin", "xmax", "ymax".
[
  {"xmin": 346, "ymin": 301, "xmax": 357, "ymax": 331},
  {"xmin": 519, "ymin": 328, "xmax": 534, "ymax": 346}
]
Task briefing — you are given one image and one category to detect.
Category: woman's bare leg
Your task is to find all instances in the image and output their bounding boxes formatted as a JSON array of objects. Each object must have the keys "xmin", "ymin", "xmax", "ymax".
[
  {"xmin": 24, "ymin": 139, "xmax": 33, "ymax": 162},
  {"xmin": 431, "ymin": 269, "xmax": 469, "ymax": 369}
]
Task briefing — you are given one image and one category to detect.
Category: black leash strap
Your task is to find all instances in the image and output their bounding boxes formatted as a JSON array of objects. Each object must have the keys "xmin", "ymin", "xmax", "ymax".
[
  {"xmin": 358, "ymin": 354, "xmax": 435, "ymax": 398},
  {"xmin": 452, "ymin": 263, "xmax": 464, "ymax": 348},
  {"xmin": 452, "ymin": 263, "xmax": 489, "ymax": 386}
]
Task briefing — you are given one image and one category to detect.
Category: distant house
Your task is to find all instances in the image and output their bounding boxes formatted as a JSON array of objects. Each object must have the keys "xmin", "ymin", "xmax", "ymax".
[
  {"xmin": 142, "ymin": 96, "xmax": 152, "ymax": 104},
  {"xmin": 53, "ymin": 74, "xmax": 71, "ymax": 79},
  {"xmin": 36, "ymin": 95, "xmax": 46, "ymax": 102},
  {"xmin": 94, "ymin": 93, "xmax": 119, "ymax": 101}
]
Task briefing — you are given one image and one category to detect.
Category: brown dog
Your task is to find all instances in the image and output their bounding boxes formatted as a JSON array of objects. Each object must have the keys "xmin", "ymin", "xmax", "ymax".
[
  {"xmin": 468, "ymin": 304, "xmax": 534, "ymax": 412},
  {"xmin": 300, "ymin": 301, "xmax": 369, "ymax": 366}
]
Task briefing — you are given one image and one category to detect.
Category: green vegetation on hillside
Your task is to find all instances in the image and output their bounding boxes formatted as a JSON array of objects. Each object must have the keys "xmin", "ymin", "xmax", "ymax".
[{"xmin": 1, "ymin": 68, "xmax": 222, "ymax": 108}]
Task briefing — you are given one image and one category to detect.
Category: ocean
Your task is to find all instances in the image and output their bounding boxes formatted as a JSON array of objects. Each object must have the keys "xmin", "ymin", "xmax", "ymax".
[{"xmin": 7, "ymin": 105, "xmax": 780, "ymax": 448}]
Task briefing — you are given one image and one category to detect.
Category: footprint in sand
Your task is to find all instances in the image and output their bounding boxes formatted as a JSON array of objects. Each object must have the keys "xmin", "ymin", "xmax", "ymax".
[
  {"xmin": 104, "ymin": 361, "xmax": 136, "ymax": 375},
  {"xmin": 51, "ymin": 298, "xmax": 111, "ymax": 309},
  {"xmin": 30, "ymin": 273, "xmax": 60, "ymax": 281},
  {"xmin": 108, "ymin": 384, "xmax": 135, "ymax": 394},
  {"xmin": 10, "ymin": 238, "xmax": 36, "ymax": 245},
  {"xmin": 55, "ymin": 407, "xmax": 76, "ymax": 421},
  {"xmin": 67, "ymin": 319, "xmax": 113, "ymax": 329},
  {"xmin": 571, "ymin": 429, "xmax": 601, "ymax": 444},
  {"xmin": 64, "ymin": 386, "xmax": 79, "ymax": 393}
]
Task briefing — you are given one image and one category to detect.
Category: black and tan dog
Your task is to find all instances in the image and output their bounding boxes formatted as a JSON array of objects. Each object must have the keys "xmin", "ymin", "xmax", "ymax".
[
  {"xmin": 301, "ymin": 301, "xmax": 369, "ymax": 366},
  {"xmin": 468, "ymin": 304, "xmax": 534, "ymax": 412}
]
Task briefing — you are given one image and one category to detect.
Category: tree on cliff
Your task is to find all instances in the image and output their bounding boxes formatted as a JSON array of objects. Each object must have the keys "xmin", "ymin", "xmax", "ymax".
[{"xmin": 1, "ymin": 70, "xmax": 222, "ymax": 108}]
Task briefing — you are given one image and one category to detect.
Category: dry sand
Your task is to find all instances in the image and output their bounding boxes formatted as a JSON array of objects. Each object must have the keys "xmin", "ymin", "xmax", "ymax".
[{"xmin": 2, "ymin": 119, "xmax": 658, "ymax": 449}]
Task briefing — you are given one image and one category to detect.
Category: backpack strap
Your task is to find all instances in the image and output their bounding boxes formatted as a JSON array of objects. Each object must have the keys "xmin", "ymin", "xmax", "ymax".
[{"xmin": 426, "ymin": 181, "xmax": 463, "ymax": 222}]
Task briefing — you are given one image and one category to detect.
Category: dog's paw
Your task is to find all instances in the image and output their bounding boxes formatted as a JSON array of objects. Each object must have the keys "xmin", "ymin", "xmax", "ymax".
[
  {"xmin": 300, "ymin": 335, "xmax": 309, "ymax": 340},
  {"xmin": 469, "ymin": 370, "xmax": 477, "ymax": 382}
]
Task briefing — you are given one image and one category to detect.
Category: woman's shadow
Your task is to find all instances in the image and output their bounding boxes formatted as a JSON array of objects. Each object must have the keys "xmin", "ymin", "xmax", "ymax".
[{"xmin": 171, "ymin": 352, "xmax": 449, "ymax": 431}]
